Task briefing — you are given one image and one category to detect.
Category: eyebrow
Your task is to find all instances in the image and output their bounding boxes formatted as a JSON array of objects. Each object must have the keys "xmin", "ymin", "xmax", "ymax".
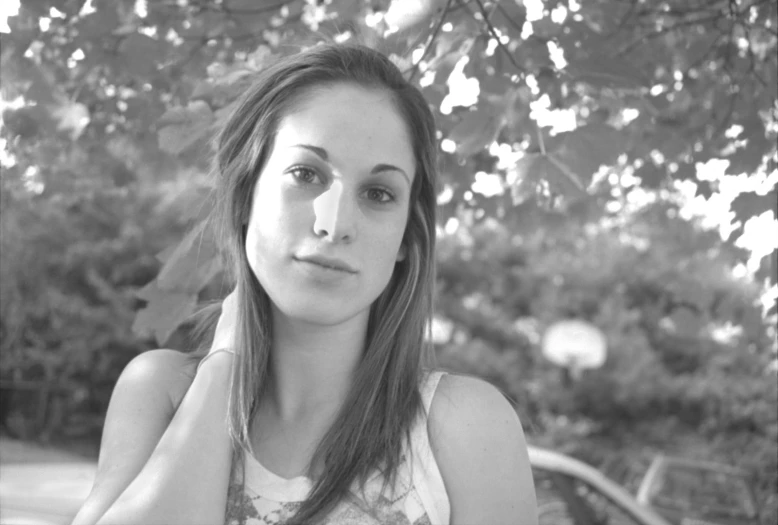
[{"xmin": 292, "ymin": 144, "xmax": 411, "ymax": 185}]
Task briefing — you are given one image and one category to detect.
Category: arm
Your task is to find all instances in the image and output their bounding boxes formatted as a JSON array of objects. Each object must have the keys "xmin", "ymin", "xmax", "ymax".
[
  {"xmin": 73, "ymin": 292, "xmax": 239, "ymax": 525},
  {"xmin": 428, "ymin": 374, "xmax": 538, "ymax": 525},
  {"xmin": 71, "ymin": 348, "xmax": 234, "ymax": 525}
]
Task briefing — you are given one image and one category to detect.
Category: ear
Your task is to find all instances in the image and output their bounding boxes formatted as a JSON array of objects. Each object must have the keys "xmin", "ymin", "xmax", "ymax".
[{"xmin": 396, "ymin": 243, "xmax": 407, "ymax": 262}]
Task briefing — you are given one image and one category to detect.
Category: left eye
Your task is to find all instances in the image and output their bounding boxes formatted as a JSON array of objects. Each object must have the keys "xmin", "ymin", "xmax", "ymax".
[
  {"xmin": 365, "ymin": 188, "xmax": 394, "ymax": 203},
  {"xmin": 289, "ymin": 166, "xmax": 320, "ymax": 184}
]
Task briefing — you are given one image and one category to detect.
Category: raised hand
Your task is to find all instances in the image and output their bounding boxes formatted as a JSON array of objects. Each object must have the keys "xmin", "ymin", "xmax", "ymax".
[{"xmin": 210, "ymin": 289, "xmax": 238, "ymax": 354}]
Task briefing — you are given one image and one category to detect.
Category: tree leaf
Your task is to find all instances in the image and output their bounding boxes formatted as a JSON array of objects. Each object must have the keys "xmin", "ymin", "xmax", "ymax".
[
  {"xmin": 492, "ymin": 0, "xmax": 527, "ymax": 34},
  {"xmin": 447, "ymin": 106, "xmax": 504, "ymax": 156},
  {"xmin": 634, "ymin": 162, "xmax": 667, "ymax": 189},
  {"xmin": 117, "ymin": 33, "xmax": 164, "ymax": 77},
  {"xmin": 157, "ymin": 101, "xmax": 215, "ymax": 155},
  {"xmin": 551, "ymin": 124, "xmax": 627, "ymax": 186},
  {"xmin": 74, "ymin": 3, "xmax": 120, "ymax": 40},
  {"xmin": 566, "ymin": 55, "xmax": 648, "ymax": 89},
  {"xmin": 509, "ymin": 153, "xmax": 574, "ymax": 200},
  {"xmin": 132, "ymin": 282, "xmax": 198, "ymax": 344},
  {"xmin": 384, "ymin": 0, "xmax": 447, "ymax": 34},
  {"xmin": 544, "ymin": 154, "xmax": 588, "ymax": 196},
  {"xmin": 515, "ymin": 37, "xmax": 553, "ymax": 70},
  {"xmin": 51, "ymin": 100, "xmax": 90, "ymax": 140},
  {"xmin": 156, "ymin": 222, "xmax": 221, "ymax": 294},
  {"xmin": 730, "ymin": 190, "xmax": 778, "ymax": 225},
  {"xmin": 725, "ymin": 135, "xmax": 772, "ymax": 176}
]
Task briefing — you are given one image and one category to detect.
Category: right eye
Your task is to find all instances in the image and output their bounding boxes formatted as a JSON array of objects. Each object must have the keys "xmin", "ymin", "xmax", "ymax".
[{"xmin": 289, "ymin": 166, "xmax": 320, "ymax": 185}]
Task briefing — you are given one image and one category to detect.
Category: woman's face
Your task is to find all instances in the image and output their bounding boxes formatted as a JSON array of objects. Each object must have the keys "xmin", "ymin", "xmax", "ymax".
[{"xmin": 245, "ymin": 82, "xmax": 416, "ymax": 326}]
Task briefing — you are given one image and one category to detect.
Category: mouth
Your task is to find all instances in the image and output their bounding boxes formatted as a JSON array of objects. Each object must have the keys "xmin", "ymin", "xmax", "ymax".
[{"xmin": 294, "ymin": 255, "xmax": 358, "ymax": 274}]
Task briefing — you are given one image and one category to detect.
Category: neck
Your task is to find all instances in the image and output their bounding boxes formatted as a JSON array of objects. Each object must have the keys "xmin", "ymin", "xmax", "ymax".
[{"xmin": 264, "ymin": 306, "xmax": 369, "ymax": 422}]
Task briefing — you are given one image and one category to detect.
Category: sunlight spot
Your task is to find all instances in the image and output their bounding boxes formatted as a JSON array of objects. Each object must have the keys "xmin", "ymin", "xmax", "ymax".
[
  {"xmin": 79, "ymin": 0, "xmax": 96, "ymax": 16},
  {"xmin": 521, "ymin": 20, "xmax": 533, "ymax": 39},
  {"xmin": 472, "ymin": 171, "xmax": 504, "ymax": 197},
  {"xmin": 486, "ymin": 38, "xmax": 498, "ymax": 56},
  {"xmin": 441, "ymin": 56, "xmax": 480, "ymax": 112},
  {"xmin": 529, "ymin": 95, "xmax": 576, "ymax": 133},
  {"xmin": 762, "ymin": 285, "xmax": 778, "ymax": 319},
  {"xmin": 23, "ymin": 166, "xmax": 44, "ymax": 194},
  {"xmin": 606, "ymin": 200, "xmax": 622, "ymax": 213},
  {"xmin": 525, "ymin": 74, "xmax": 539, "ymax": 94},
  {"xmin": 437, "ymin": 185, "xmax": 454, "ymax": 205},
  {"xmin": 39, "ymin": 17, "xmax": 51, "ymax": 32},
  {"xmin": 547, "ymin": 40, "xmax": 567, "ymax": 69},
  {"xmin": 445, "ymin": 217, "xmax": 460, "ymax": 235},
  {"xmin": 530, "ymin": 94, "xmax": 551, "ymax": 111},
  {"xmin": 365, "ymin": 11, "xmax": 384, "ymax": 28},
  {"xmin": 709, "ymin": 322, "xmax": 743, "ymax": 344},
  {"xmin": 650, "ymin": 84, "xmax": 665, "ymax": 96},
  {"xmin": 622, "ymin": 108, "xmax": 639, "ymax": 123},
  {"xmin": 0, "ymin": 137, "xmax": 19, "ymax": 167},
  {"xmin": 428, "ymin": 316, "xmax": 455, "ymax": 344},
  {"xmin": 419, "ymin": 69, "xmax": 435, "ymax": 87},
  {"xmin": 524, "ymin": 0, "xmax": 544, "ymax": 21},
  {"xmin": 550, "ymin": 5, "xmax": 567, "ymax": 24},
  {"xmin": 725, "ymin": 124, "xmax": 744, "ymax": 139},
  {"xmin": 441, "ymin": 138, "xmax": 456, "ymax": 153},
  {"xmin": 0, "ymin": 0, "xmax": 19, "ymax": 33},
  {"xmin": 134, "ymin": 0, "xmax": 148, "ymax": 18},
  {"xmin": 737, "ymin": 211, "xmax": 778, "ymax": 270},
  {"xmin": 731, "ymin": 263, "xmax": 749, "ymax": 279},
  {"xmin": 334, "ymin": 31, "xmax": 352, "ymax": 43},
  {"xmin": 621, "ymin": 169, "xmax": 641, "ymax": 188}
]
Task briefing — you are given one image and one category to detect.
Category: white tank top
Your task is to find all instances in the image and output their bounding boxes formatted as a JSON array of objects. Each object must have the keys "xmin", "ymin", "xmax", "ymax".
[{"xmin": 224, "ymin": 371, "xmax": 450, "ymax": 525}]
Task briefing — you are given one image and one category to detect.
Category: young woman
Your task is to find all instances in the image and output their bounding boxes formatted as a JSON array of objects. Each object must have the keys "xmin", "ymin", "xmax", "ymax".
[{"xmin": 73, "ymin": 43, "xmax": 537, "ymax": 525}]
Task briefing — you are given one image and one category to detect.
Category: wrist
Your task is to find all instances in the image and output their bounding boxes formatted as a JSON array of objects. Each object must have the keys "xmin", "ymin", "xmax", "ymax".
[{"xmin": 197, "ymin": 348, "xmax": 235, "ymax": 374}]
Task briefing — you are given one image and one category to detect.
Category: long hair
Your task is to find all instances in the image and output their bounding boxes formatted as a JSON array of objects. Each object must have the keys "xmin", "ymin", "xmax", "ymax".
[{"xmin": 199, "ymin": 43, "xmax": 438, "ymax": 523}]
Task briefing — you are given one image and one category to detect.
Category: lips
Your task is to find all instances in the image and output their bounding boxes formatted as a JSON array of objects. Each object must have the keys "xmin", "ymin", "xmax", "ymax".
[{"xmin": 295, "ymin": 254, "xmax": 357, "ymax": 274}]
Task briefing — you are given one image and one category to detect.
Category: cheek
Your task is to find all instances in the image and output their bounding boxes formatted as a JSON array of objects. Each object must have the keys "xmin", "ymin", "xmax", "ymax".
[
  {"xmin": 244, "ymin": 220, "xmax": 264, "ymax": 278},
  {"xmin": 371, "ymin": 222, "xmax": 406, "ymax": 269}
]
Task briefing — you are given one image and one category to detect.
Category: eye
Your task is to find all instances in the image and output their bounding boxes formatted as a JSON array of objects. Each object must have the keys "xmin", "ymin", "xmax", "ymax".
[
  {"xmin": 365, "ymin": 187, "xmax": 395, "ymax": 203},
  {"xmin": 289, "ymin": 166, "xmax": 320, "ymax": 185}
]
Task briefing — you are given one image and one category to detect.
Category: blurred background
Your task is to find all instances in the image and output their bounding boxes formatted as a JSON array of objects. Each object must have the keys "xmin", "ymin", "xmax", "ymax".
[{"xmin": 1, "ymin": 0, "xmax": 776, "ymax": 524}]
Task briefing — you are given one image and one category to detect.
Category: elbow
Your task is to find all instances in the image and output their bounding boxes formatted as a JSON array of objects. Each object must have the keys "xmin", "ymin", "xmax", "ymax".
[
  {"xmin": 80, "ymin": 500, "xmax": 226, "ymax": 525},
  {"xmin": 71, "ymin": 497, "xmax": 159, "ymax": 525}
]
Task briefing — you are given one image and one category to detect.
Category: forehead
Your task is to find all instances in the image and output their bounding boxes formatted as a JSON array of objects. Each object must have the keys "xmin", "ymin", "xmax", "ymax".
[{"xmin": 272, "ymin": 83, "xmax": 415, "ymax": 174}]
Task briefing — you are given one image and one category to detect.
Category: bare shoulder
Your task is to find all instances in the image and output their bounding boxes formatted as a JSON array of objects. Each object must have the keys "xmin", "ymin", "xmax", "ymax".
[
  {"xmin": 428, "ymin": 373, "xmax": 538, "ymax": 524},
  {"xmin": 99, "ymin": 348, "xmax": 198, "ymax": 465},
  {"xmin": 72, "ymin": 350, "xmax": 198, "ymax": 525},
  {"xmin": 427, "ymin": 374, "xmax": 524, "ymax": 459},
  {"xmin": 115, "ymin": 349, "xmax": 197, "ymax": 409},
  {"xmin": 429, "ymin": 373, "xmax": 516, "ymax": 425}
]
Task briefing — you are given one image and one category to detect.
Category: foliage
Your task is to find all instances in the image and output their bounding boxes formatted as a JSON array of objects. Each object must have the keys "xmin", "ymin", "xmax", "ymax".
[
  {"xmin": 433, "ymin": 198, "xmax": 777, "ymax": 520},
  {"xmin": 1, "ymin": 0, "xmax": 775, "ymax": 339}
]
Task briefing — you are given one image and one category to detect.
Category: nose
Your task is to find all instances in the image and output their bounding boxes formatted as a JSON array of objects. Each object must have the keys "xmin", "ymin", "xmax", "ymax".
[{"xmin": 313, "ymin": 179, "xmax": 356, "ymax": 242}]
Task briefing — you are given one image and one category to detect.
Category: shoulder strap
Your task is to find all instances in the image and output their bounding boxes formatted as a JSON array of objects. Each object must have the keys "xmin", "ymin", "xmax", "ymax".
[
  {"xmin": 409, "ymin": 370, "xmax": 450, "ymax": 525},
  {"xmin": 420, "ymin": 370, "xmax": 445, "ymax": 414}
]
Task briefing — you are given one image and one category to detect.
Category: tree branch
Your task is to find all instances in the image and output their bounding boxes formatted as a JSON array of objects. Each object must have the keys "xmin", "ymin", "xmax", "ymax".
[
  {"xmin": 470, "ymin": 0, "xmax": 526, "ymax": 76},
  {"xmin": 407, "ymin": 0, "xmax": 455, "ymax": 83},
  {"xmin": 495, "ymin": 1, "xmax": 525, "ymax": 35},
  {"xmin": 616, "ymin": 13, "xmax": 725, "ymax": 57}
]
